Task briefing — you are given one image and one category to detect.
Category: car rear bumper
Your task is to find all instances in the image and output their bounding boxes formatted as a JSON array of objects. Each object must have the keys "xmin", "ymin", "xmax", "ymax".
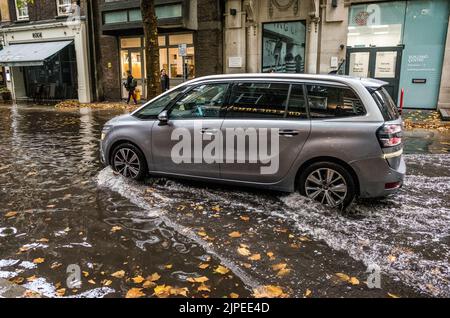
[{"xmin": 350, "ymin": 154, "xmax": 406, "ymax": 198}]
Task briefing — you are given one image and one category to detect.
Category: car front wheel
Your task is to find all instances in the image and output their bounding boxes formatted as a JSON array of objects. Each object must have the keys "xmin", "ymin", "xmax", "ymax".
[
  {"xmin": 299, "ymin": 162, "xmax": 356, "ymax": 208},
  {"xmin": 111, "ymin": 143, "xmax": 147, "ymax": 181}
]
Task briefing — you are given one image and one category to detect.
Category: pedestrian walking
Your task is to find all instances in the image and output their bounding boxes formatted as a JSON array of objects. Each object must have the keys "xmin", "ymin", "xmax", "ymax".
[
  {"xmin": 160, "ymin": 69, "xmax": 170, "ymax": 92},
  {"xmin": 124, "ymin": 70, "xmax": 137, "ymax": 105}
]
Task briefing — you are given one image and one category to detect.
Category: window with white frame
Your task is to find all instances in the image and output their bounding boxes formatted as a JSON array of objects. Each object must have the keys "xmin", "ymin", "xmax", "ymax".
[
  {"xmin": 15, "ymin": 0, "xmax": 29, "ymax": 20},
  {"xmin": 56, "ymin": 0, "xmax": 72, "ymax": 16}
]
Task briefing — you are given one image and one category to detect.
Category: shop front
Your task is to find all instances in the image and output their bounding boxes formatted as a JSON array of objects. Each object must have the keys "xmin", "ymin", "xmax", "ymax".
[
  {"xmin": 345, "ymin": 0, "xmax": 449, "ymax": 108},
  {"xmin": 0, "ymin": 21, "xmax": 92, "ymax": 103},
  {"xmin": 118, "ymin": 33, "xmax": 195, "ymax": 100}
]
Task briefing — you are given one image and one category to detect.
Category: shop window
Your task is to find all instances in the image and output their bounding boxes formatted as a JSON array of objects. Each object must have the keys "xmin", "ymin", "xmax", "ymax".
[
  {"xmin": 15, "ymin": 0, "xmax": 29, "ymax": 21},
  {"xmin": 158, "ymin": 36, "xmax": 166, "ymax": 46},
  {"xmin": 156, "ymin": 4, "xmax": 182, "ymax": 19},
  {"xmin": 347, "ymin": 2, "xmax": 406, "ymax": 47},
  {"xmin": 56, "ymin": 0, "xmax": 72, "ymax": 16},
  {"xmin": 129, "ymin": 9, "xmax": 142, "ymax": 22},
  {"xmin": 159, "ymin": 48, "xmax": 168, "ymax": 73},
  {"xmin": 262, "ymin": 21, "xmax": 306, "ymax": 73},
  {"xmin": 168, "ymin": 46, "xmax": 195, "ymax": 79}
]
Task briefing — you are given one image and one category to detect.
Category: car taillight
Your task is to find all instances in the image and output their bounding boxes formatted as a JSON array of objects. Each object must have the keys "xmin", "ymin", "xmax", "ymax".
[{"xmin": 377, "ymin": 124, "xmax": 402, "ymax": 148}]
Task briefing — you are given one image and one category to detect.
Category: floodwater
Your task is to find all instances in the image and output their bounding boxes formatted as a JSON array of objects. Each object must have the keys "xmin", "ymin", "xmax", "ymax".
[{"xmin": 0, "ymin": 103, "xmax": 449, "ymax": 298}]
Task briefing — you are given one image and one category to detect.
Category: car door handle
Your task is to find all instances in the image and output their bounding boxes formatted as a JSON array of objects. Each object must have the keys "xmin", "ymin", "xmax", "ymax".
[
  {"xmin": 278, "ymin": 129, "xmax": 300, "ymax": 137},
  {"xmin": 201, "ymin": 128, "xmax": 219, "ymax": 135}
]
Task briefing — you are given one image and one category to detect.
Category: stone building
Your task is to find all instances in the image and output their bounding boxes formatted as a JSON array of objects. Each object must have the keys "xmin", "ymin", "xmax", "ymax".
[
  {"xmin": 224, "ymin": 0, "xmax": 450, "ymax": 110},
  {"xmin": 92, "ymin": 0, "xmax": 224, "ymax": 101},
  {"xmin": 0, "ymin": 0, "xmax": 92, "ymax": 103}
]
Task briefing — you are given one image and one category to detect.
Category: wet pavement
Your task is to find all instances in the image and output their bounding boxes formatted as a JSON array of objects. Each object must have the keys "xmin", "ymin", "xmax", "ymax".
[{"xmin": 0, "ymin": 103, "xmax": 449, "ymax": 298}]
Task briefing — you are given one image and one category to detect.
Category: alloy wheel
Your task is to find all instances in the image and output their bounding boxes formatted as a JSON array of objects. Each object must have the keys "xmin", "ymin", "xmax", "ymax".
[
  {"xmin": 304, "ymin": 168, "xmax": 348, "ymax": 207},
  {"xmin": 113, "ymin": 148, "xmax": 141, "ymax": 179}
]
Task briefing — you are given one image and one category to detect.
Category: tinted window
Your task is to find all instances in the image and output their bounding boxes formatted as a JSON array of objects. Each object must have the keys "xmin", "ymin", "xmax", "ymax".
[
  {"xmin": 225, "ymin": 82, "xmax": 290, "ymax": 119},
  {"xmin": 133, "ymin": 88, "xmax": 183, "ymax": 119},
  {"xmin": 169, "ymin": 83, "xmax": 228, "ymax": 119},
  {"xmin": 371, "ymin": 87, "xmax": 400, "ymax": 121},
  {"xmin": 287, "ymin": 84, "xmax": 307, "ymax": 119},
  {"xmin": 307, "ymin": 85, "xmax": 365, "ymax": 118}
]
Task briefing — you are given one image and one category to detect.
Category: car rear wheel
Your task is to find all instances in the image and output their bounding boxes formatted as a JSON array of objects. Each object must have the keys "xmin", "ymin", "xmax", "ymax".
[
  {"xmin": 299, "ymin": 162, "xmax": 356, "ymax": 208},
  {"xmin": 111, "ymin": 143, "xmax": 147, "ymax": 181}
]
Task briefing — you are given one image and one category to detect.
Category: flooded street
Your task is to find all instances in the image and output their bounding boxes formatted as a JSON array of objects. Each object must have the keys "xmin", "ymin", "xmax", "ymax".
[{"xmin": 0, "ymin": 103, "xmax": 449, "ymax": 298}]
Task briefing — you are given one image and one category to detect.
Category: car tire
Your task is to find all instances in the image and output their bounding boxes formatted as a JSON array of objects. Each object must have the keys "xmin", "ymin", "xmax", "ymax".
[
  {"xmin": 111, "ymin": 143, "xmax": 147, "ymax": 181},
  {"xmin": 299, "ymin": 161, "xmax": 356, "ymax": 209}
]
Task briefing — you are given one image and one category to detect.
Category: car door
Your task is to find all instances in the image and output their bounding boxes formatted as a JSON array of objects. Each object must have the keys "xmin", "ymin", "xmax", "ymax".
[
  {"xmin": 220, "ymin": 82, "xmax": 311, "ymax": 183},
  {"xmin": 151, "ymin": 82, "xmax": 229, "ymax": 178}
]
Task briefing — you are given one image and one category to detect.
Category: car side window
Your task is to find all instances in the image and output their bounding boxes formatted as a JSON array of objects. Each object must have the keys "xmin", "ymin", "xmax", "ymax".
[
  {"xmin": 169, "ymin": 83, "xmax": 229, "ymax": 119},
  {"xmin": 287, "ymin": 84, "xmax": 308, "ymax": 119},
  {"xmin": 306, "ymin": 84, "xmax": 366, "ymax": 118},
  {"xmin": 133, "ymin": 88, "xmax": 183, "ymax": 119},
  {"xmin": 225, "ymin": 82, "xmax": 290, "ymax": 119}
]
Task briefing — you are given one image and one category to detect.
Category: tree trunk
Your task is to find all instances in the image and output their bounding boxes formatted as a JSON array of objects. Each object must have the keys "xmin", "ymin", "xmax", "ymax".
[{"xmin": 141, "ymin": 0, "xmax": 161, "ymax": 99}]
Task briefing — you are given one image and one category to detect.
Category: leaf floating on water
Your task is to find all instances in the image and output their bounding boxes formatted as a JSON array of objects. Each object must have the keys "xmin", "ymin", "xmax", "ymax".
[
  {"xmin": 248, "ymin": 254, "xmax": 261, "ymax": 261},
  {"xmin": 187, "ymin": 276, "xmax": 209, "ymax": 283},
  {"xmin": 253, "ymin": 285, "xmax": 287, "ymax": 298},
  {"xmin": 276, "ymin": 268, "xmax": 291, "ymax": 277},
  {"xmin": 229, "ymin": 292, "xmax": 239, "ymax": 298},
  {"xmin": 349, "ymin": 277, "xmax": 360, "ymax": 285},
  {"xmin": 388, "ymin": 292, "xmax": 400, "ymax": 298},
  {"xmin": 170, "ymin": 287, "xmax": 189, "ymax": 297},
  {"xmin": 36, "ymin": 238, "xmax": 49, "ymax": 243},
  {"xmin": 101, "ymin": 279, "xmax": 112, "ymax": 286},
  {"xmin": 33, "ymin": 258, "xmax": 45, "ymax": 264},
  {"xmin": 304, "ymin": 289, "xmax": 312, "ymax": 298},
  {"xmin": 237, "ymin": 247, "xmax": 251, "ymax": 256},
  {"xmin": 5, "ymin": 211, "xmax": 18, "ymax": 218},
  {"xmin": 26, "ymin": 275, "xmax": 37, "ymax": 282},
  {"xmin": 211, "ymin": 205, "xmax": 221, "ymax": 212},
  {"xmin": 335, "ymin": 273, "xmax": 350, "ymax": 282},
  {"xmin": 88, "ymin": 279, "xmax": 96, "ymax": 285},
  {"xmin": 164, "ymin": 264, "xmax": 173, "ymax": 270},
  {"xmin": 126, "ymin": 288, "xmax": 145, "ymax": 298},
  {"xmin": 143, "ymin": 280, "xmax": 156, "ymax": 289},
  {"xmin": 51, "ymin": 262, "xmax": 62, "ymax": 269},
  {"xmin": 153, "ymin": 285, "xmax": 172, "ymax": 298},
  {"xmin": 147, "ymin": 273, "xmax": 161, "ymax": 282},
  {"xmin": 132, "ymin": 275, "xmax": 145, "ymax": 284},
  {"xmin": 56, "ymin": 288, "xmax": 66, "ymax": 297},
  {"xmin": 214, "ymin": 265, "xmax": 230, "ymax": 275},
  {"xmin": 228, "ymin": 231, "xmax": 242, "ymax": 238},
  {"xmin": 197, "ymin": 284, "xmax": 211, "ymax": 292},
  {"xmin": 240, "ymin": 216, "xmax": 250, "ymax": 222},
  {"xmin": 111, "ymin": 226, "xmax": 122, "ymax": 233},
  {"xmin": 10, "ymin": 277, "xmax": 25, "ymax": 284},
  {"xmin": 272, "ymin": 263, "xmax": 287, "ymax": 271},
  {"xmin": 267, "ymin": 252, "xmax": 275, "ymax": 260},
  {"xmin": 197, "ymin": 231, "xmax": 207, "ymax": 237},
  {"xmin": 111, "ymin": 270, "xmax": 125, "ymax": 278},
  {"xmin": 387, "ymin": 255, "xmax": 397, "ymax": 263},
  {"xmin": 198, "ymin": 263, "xmax": 210, "ymax": 270}
]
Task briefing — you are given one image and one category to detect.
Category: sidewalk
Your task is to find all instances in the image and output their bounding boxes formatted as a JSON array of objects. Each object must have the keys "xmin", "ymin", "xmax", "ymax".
[
  {"xmin": 402, "ymin": 110, "xmax": 450, "ymax": 131},
  {"xmin": 55, "ymin": 100, "xmax": 141, "ymax": 111}
]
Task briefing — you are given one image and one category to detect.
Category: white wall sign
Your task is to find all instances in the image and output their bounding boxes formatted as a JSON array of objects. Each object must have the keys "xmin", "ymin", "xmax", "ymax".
[
  {"xmin": 229, "ymin": 56, "xmax": 242, "ymax": 68},
  {"xmin": 178, "ymin": 44, "xmax": 187, "ymax": 57}
]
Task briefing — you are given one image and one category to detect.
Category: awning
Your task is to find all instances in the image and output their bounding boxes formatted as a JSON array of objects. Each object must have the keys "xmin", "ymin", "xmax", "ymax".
[{"xmin": 0, "ymin": 40, "xmax": 73, "ymax": 67}]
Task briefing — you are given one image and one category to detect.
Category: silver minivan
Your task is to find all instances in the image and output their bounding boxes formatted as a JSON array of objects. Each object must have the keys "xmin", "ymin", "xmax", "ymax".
[{"xmin": 100, "ymin": 74, "xmax": 405, "ymax": 208}]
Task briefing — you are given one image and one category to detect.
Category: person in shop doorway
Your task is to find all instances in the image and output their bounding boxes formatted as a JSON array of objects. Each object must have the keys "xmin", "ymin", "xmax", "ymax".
[
  {"xmin": 161, "ymin": 69, "xmax": 170, "ymax": 92},
  {"xmin": 124, "ymin": 70, "xmax": 137, "ymax": 105}
]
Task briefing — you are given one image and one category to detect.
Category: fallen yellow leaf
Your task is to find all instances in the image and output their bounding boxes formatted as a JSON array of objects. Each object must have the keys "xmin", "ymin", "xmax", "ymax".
[
  {"xmin": 101, "ymin": 279, "xmax": 112, "ymax": 286},
  {"xmin": 304, "ymin": 289, "xmax": 312, "ymax": 298},
  {"xmin": 111, "ymin": 270, "xmax": 125, "ymax": 278},
  {"xmin": 26, "ymin": 275, "xmax": 37, "ymax": 282},
  {"xmin": 56, "ymin": 288, "xmax": 66, "ymax": 297},
  {"xmin": 349, "ymin": 277, "xmax": 360, "ymax": 285},
  {"xmin": 214, "ymin": 265, "xmax": 230, "ymax": 275},
  {"xmin": 5, "ymin": 211, "xmax": 18, "ymax": 217},
  {"xmin": 197, "ymin": 231, "xmax": 207, "ymax": 237},
  {"xmin": 272, "ymin": 263, "xmax": 287, "ymax": 271},
  {"xmin": 111, "ymin": 226, "xmax": 122, "ymax": 233},
  {"xmin": 198, "ymin": 263, "xmax": 210, "ymax": 270},
  {"xmin": 197, "ymin": 284, "xmax": 211, "ymax": 292},
  {"xmin": 142, "ymin": 280, "xmax": 156, "ymax": 289},
  {"xmin": 335, "ymin": 273, "xmax": 350, "ymax": 282},
  {"xmin": 132, "ymin": 275, "xmax": 145, "ymax": 284},
  {"xmin": 147, "ymin": 273, "xmax": 161, "ymax": 282},
  {"xmin": 267, "ymin": 252, "xmax": 275, "ymax": 259},
  {"xmin": 33, "ymin": 258, "xmax": 45, "ymax": 264},
  {"xmin": 253, "ymin": 285, "xmax": 286, "ymax": 298},
  {"xmin": 276, "ymin": 268, "xmax": 291, "ymax": 277},
  {"xmin": 170, "ymin": 287, "xmax": 189, "ymax": 297},
  {"xmin": 36, "ymin": 238, "xmax": 49, "ymax": 243},
  {"xmin": 187, "ymin": 276, "xmax": 209, "ymax": 283},
  {"xmin": 126, "ymin": 288, "xmax": 145, "ymax": 298},
  {"xmin": 228, "ymin": 231, "xmax": 242, "ymax": 238},
  {"xmin": 240, "ymin": 216, "xmax": 250, "ymax": 222},
  {"xmin": 237, "ymin": 247, "xmax": 251, "ymax": 256},
  {"xmin": 388, "ymin": 292, "xmax": 400, "ymax": 298},
  {"xmin": 248, "ymin": 254, "xmax": 261, "ymax": 261},
  {"xmin": 229, "ymin": 292, "xmax": 239, "ymax": 298},
  {"xmin": 154, "ymin": 285, "xmax": 172, "ymax": 298},
  {"xmin": 88, "ymin": 279, "xmax": 96, "ymax": 285},
  {"xmin": 211, "ymin": 205, "xmax": 221, "ymax": 212},
  {"xmin": 165, "ymin": 264, "xmax": 173, "ymax": 270}
]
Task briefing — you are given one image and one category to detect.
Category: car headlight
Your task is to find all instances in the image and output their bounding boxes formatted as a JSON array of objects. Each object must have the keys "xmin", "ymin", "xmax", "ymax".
[{"xmin": 101, "ymin": 126, "xmax": 112, "ymax": 141}]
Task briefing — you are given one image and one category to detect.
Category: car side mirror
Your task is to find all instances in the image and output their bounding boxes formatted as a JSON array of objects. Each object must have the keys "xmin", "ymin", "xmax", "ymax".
[{"xmin": 158, "ymin": 110, "xmax": 169, "ymax": 125}]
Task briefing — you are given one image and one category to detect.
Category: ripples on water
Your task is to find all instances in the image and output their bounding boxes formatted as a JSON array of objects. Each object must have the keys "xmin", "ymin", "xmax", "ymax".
[{"xmin": 1, "ymin": 104, "xmax": 449, "ymax": 297}]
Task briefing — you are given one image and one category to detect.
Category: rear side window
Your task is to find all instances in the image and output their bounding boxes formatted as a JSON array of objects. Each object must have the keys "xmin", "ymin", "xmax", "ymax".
[
  {"xmin": 225, "ymin": 82, "xmax": 289, "ymax": 119},
  {"xmin": 306, "ymin": 84, "xmax": 366, "ymax": 119},
  {"xmin": 287, "ymin": 84, "xmax": 308, "ymax": 119},
  {"xmin": 371, "ymin": 87, "xmax": 400, "ymax": 121}
]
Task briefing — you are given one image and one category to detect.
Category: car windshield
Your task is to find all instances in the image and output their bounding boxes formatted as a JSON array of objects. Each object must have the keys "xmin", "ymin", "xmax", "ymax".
[
  {"xmin": 370, "ymin": 87, "xmax": 400, "ymax": 121},
  {"xmin": 133, "ymin": 88, "xmax": 185, "ymax": 119}
]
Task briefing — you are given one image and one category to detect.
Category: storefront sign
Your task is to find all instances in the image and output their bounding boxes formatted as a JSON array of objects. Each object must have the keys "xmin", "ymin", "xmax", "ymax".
[
  {"xmin": 178, "ymin": 44, "xmax": 187, "ymax": 57},
  {"xmin": 375, "ymin": 51, "xmax": 397, "ymax": 78},
  {"xmin": 349, "ymin": 52, "xmax": 369, "ymax": 77}
]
